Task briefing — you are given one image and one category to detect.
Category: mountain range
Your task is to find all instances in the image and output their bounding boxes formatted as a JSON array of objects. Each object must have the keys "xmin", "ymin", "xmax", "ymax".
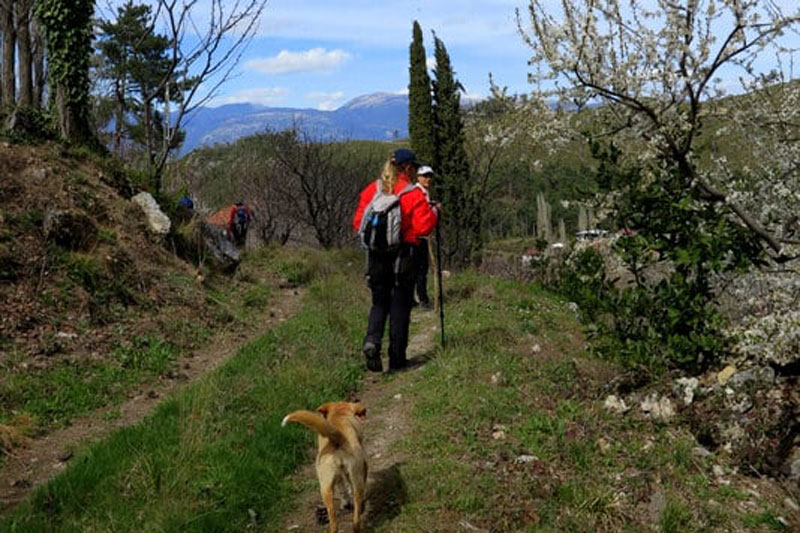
[{"xmin": 180, "ymin": 92, "xmax": 409, "ymax": 153}]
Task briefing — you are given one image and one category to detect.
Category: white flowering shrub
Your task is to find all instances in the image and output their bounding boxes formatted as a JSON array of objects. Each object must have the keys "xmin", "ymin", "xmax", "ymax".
[
  {"xmin": 516, "ymin": 1, "xmax": 800, "ymax": 370},
  {"xmin": 720, "ymin": 267, "xmax": 800, "ymax": 366},
  {"xmin": 518, "ymin": 0, "xmax": 800, "ymax": 260}
]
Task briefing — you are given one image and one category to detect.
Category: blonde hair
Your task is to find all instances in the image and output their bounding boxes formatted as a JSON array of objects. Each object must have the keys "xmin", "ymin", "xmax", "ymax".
[{"xmin": 380, "ymin": 157, "xmax": 398, "ymax": 193}]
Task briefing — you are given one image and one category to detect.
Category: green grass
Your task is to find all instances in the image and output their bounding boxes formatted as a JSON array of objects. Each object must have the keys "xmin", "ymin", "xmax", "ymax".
[
  {"xmin": 0, "ymin": 266, "xmax": 368, "ymax": 532},
  {"xmin": 370, "ymin": 271, "xmax": 790, "ymax": 532},
  {"xmin": 0, "ymin": 336, "xmax": 178, "ymax": 429}
]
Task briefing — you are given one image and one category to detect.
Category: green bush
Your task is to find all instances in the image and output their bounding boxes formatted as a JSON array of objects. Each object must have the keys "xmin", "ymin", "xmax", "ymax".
[{"xmin": 552, "ymin": 142, "xmax": 765, "ymax": 373}]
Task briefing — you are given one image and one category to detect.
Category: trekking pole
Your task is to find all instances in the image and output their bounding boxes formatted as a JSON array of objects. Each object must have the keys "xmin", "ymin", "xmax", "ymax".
[{"xmin": 435, "ymin": 219, "xmax": 445, "ymax": 348}]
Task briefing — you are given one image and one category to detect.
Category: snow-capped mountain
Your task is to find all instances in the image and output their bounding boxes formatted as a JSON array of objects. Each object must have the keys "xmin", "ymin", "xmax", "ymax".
[{"xmin": 179, "ymin": 92, "xmax": 409, "ymax": 154}]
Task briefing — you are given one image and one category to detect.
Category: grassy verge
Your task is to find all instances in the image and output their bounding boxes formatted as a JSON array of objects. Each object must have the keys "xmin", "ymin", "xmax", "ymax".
[
  {"xmin": 377, "ymin": 272, "xmax": 789, "ymax": 532},
  {"xmin": 0, "ymin": 336, "xmax": 178, "ymax": 429},
  {"xmin": 0, "ymin": 245, "xmax": 332, "ymax": 435},
  {"xmin": 0, "ymin": 249, "xmax": 368, "ymax": 532}
]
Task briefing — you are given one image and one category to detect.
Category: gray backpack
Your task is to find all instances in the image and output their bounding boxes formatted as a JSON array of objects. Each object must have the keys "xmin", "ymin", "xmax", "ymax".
[{"xmin": 358, "ymin": 179, "xmax": 415, "ymax": 251}]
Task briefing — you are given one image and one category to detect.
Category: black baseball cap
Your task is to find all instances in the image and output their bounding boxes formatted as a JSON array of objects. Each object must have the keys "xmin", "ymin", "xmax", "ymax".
[{"xmin": 392, "ymin": 148, "xmax": 418, "ymax": 166}]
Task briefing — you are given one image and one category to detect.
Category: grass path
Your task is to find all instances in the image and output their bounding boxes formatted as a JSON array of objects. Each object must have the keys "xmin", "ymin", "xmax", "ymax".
[
  {"xmin": 279, "ymin": 309, "xmax": 440, "ymax": 532},
  {"xmin": 0, "ymin": 286, "xmax": 305, "ymax": 512}
]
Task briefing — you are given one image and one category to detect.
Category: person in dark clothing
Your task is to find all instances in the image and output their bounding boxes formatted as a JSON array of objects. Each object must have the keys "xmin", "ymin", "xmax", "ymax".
[
  {"xmin": 352, "ymin": 149, "xmax": 438, "ymax": 372},
  {"xmin": 412, "ymin": 165, "xmax": 436, "ymax": 309},
  {"xmin": 227, "ymin": 201, "xmax": 253, "ymax": 246}
]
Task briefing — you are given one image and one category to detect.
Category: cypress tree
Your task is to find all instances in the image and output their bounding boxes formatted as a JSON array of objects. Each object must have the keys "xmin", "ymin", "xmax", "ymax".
[
  {"xmin": 431, "ymin": 33, "xmax": 478, "ymax": 265},
  {"xmin": 408, "ymin": 21, "xmax": 435, "ymax": 167}
]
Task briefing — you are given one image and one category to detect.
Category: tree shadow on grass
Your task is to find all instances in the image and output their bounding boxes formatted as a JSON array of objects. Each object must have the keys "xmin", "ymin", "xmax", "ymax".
[{"xmin": 364, "ymin": 462, "xmax": 408, "ymax": 532}]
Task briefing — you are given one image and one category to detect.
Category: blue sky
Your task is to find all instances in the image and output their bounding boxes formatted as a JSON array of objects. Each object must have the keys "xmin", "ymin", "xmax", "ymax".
[
  {"xmin": 194, "ymin": 0, "xmax": 533, "ymax": 110},
  {"xmin": 100, "ymin": 1, "xmax": 800, "ymax": 111}
]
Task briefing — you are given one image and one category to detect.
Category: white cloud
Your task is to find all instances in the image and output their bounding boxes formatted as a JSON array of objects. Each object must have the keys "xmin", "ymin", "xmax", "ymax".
[
  {"xmin": 306, "ymin": 91, "xmax": 346, "ymax": 111},
  {"xmin": 426, "ymin": 56, "xmax": 437, "ymax": 71},
  {"xmin": 210, "ymin": 87, "xmax": 287, "ymax": 106},
  {"xmin": 258, "ymin": 1, "xmax": 524, "ymax": 51},
  {"xmin": 246, "ymin": 48, "xmax": 351, "ymax": 75}
]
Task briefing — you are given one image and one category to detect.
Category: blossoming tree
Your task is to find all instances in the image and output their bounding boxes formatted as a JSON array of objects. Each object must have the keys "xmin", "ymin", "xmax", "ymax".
[{"xmin": 516, "ymin": 0, "xmax": 800, "ymax": 368}]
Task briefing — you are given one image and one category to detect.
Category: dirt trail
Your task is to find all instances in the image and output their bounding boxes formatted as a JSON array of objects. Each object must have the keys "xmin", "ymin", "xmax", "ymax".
[
  {"xmin": 0, "ymin": 286, "xmax": 305, "ymax": 512},
  {"xmin": 280, "ymin": 310, "xmax": 440, "ymax": 533}
]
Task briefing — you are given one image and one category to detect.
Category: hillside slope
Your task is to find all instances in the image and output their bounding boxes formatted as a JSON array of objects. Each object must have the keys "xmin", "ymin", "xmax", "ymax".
[{"xmin": 0, "ymin": 142, "xmax": 290, "ymax": 450}]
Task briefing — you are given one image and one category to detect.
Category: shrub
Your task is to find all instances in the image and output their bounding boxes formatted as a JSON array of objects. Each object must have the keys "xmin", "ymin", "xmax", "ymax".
[{"xmin": 553, "ymin": 143, "xmax": 765, "ymax": 373}]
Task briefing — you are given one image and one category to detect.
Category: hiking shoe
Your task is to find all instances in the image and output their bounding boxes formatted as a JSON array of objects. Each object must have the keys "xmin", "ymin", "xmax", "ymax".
[
  {"xmin": 389, "ymin": 358, "xmax": 423, "ymax": 373},
  {"xmin": 363, "ymin": 341, "xmax": 382, "ymax": 372}
]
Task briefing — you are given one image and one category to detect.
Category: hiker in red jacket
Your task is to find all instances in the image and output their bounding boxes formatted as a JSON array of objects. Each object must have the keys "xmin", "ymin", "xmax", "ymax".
[{"xmin": 353, "ymin": 148, "xmax": 438, "ymax": 372}]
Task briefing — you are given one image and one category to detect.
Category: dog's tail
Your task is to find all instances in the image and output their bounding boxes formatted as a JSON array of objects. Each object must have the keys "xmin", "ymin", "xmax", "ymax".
[{"xmin": 282, "ymin": 410, "xmax": 344, "ymax": 444}]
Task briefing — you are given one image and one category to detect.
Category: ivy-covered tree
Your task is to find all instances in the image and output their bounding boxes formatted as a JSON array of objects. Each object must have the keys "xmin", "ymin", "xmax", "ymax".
[
  {"xmin": 408, "ymin": 21, "xmax": 435, "ymax": 167},
  {"xmin": 431, "ymin": 33, "xmax": 478, "ymax": 266},
  {"xmin": 36, "ymin": 0, "xmax": 95, "ymax": 144},
  {"xmin": 14, "ymin": 0, "xmax": 35, "ymax": 107}
]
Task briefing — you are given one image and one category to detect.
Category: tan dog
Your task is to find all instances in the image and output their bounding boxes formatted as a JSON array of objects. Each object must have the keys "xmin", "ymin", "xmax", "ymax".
[{"xmin": 282, "ymin": 401, "xmax": 368, "ymax": 533}]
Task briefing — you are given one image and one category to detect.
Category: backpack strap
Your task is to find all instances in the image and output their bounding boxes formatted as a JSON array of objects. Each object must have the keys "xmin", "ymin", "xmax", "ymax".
[{"xmin": 398, "ymin": 183, "xmax": 416, "ymax": 197}]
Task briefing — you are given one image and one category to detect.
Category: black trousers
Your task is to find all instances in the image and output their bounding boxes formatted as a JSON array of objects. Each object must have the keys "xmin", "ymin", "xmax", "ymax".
[
  {"xmin": 413, "ymin": 239, "xmax": 430, "ymax": 304},
  {"xmin": 364, "ymin": 248, "xmax": 415, "ymax": 368}
]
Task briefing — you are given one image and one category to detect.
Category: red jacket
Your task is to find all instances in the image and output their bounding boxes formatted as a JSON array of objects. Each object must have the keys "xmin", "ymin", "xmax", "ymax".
[{"xmin": 352, "ymin": 173, "xmax": 438, "ymax": 245}]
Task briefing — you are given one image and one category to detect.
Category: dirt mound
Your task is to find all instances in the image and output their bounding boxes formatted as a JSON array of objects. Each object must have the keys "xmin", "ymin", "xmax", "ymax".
[
  {"xmin": 1, "ymin": 142, "xmax": 202, "ymax": 352},
  {"xmin": 0, "ymin": 142, "xmax": 217, "ymax": 435}
]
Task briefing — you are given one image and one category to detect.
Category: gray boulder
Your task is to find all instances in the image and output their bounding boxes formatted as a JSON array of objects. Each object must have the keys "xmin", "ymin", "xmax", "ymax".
[{"xmin": 131, "ymin": 192, "xmax": 171, "ymax": 236}]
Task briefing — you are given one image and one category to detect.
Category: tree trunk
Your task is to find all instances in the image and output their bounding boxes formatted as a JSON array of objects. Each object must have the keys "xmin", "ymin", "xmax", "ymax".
[
  {"xmin": 55, "ymin": 83, "xmax": 69, "ymax": 137},
  {"xmin": 113, "ymin": 79, "xmax": 123, "ymax": 155},
  {"xmin": 143, "ymin": 97, "xmax": 153, "ymax": 165},
  {"xmin": 55, "ymin": 82, "xmax": 92, "ymax": 143},
  {"xmin": 31, "ymin": 13, "xmax": 43, "ymax": 108},
  {"xmin": 15, "ymin": 1, "xmax": 32, "ymax": 107},
  {"xmin": 1, "ymin": 1, "xmax": 16, "ymax": 107}
]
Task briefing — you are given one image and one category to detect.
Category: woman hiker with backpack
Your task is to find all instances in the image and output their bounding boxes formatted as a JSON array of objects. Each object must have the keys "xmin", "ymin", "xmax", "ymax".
[{"xmin": 352, "ymin": 149, "xmax": 439, "ymax": 373}]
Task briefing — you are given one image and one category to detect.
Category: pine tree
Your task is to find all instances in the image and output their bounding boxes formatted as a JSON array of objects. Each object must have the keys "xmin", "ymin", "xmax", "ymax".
[
  {"xmin": 408, "ymin": 21, "xmax": 435, "ymax": 167},
  {"xmin": 97, "ymin": 1, "xmax": 186, "ymax": 176},
  {"xmin": 431, "ymin": 33, "xmax": 477, "ymax": 265},
  {"xmin": 97, "ymin": 1, "xmax": 153, "ymax": 155}
]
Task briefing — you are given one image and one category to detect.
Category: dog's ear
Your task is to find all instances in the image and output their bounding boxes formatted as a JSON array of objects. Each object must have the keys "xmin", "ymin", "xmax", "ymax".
[
  {"xmin": 353, "ymin": 403, "xmax": 366, "ymax": 420},
  {"xmin": 316, "ymin": 402, "xmax": 333, "ymax": 417}
]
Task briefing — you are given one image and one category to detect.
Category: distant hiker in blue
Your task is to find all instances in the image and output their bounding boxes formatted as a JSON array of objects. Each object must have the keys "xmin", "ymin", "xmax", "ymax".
[
  {"xmin": 176, "ymin": 195, "xmax": 195, "ymax": 223},
  {"xmin": 228, "ymin": 201, "xmax": 253, "ymax": 246},
  {"xmin": 178, "ymin": 195, "xmax": 194, "ymax": 210}
]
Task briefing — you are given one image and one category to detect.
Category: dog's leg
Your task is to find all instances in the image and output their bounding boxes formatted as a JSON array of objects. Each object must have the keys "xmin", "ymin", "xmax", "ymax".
[
  {"xmin": 350, "ymin": 461, "xmax": 368, "ymax": 533},
  {"xmin": 352, "ymin": 483, "xmax": 364, "ymax": 533},
  {"xmin": 318, "ymin": 470, "xmax": 338, "ymax": 533}
]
